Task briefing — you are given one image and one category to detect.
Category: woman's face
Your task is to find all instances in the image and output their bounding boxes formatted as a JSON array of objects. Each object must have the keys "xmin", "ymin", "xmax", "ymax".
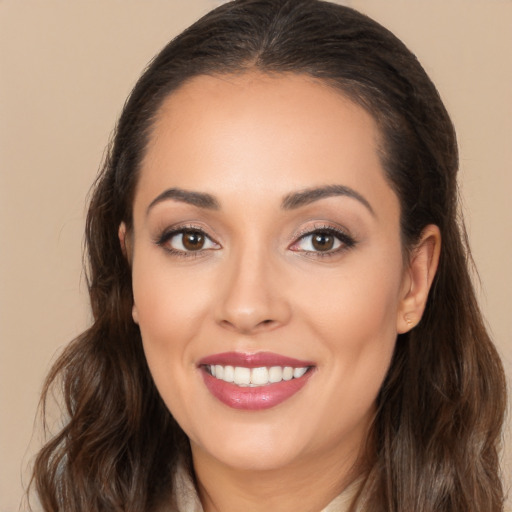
[{"xmin": 128, "ymin": 72, "xmax": 411, "ymax": 473}]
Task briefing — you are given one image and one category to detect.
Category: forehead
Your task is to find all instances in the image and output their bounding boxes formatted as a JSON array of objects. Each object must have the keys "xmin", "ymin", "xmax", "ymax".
[{"xmin": 136, "ymin": 72, "xmax": 393, "ymax": 212}]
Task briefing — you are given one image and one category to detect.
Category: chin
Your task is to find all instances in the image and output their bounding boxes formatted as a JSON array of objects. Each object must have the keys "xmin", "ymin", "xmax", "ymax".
[
  {"xmin": 190, "ymin": 421, "xmax": 312, "ymax": 472},
  {"xmin": 202, "ymin": 445, "xmax": 303, "ymax": 473}
]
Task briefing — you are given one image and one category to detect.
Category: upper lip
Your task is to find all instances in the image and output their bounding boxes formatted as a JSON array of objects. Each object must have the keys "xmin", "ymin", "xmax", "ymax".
[{"xmin": 198, "ymin": 351, "xmax": 314, "ymax": 368}]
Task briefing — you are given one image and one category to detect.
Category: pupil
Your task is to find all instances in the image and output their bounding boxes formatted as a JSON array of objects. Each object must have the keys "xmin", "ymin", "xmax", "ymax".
[
  {"xmin": 183, "ymin": 231, "xmax": 204, "ymax": 250},
  {"xmin": 312, "ymin": 233, "xmax": 334, "ymax": 251}
]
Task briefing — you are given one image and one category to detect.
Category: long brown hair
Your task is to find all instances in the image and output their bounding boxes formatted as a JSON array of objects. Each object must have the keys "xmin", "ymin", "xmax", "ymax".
[{"xmin": 31, "ymin": 1, "xmax": 507, "ymax": 510}]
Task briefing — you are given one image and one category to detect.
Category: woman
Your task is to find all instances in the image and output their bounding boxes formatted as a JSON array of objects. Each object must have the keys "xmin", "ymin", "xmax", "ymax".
[{"xmin": 31, "ymin": 0, "xmax": 507, "ymax": 510}]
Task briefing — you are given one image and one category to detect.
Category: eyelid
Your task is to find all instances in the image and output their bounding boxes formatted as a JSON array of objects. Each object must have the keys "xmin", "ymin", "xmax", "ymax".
[
  {"xmin": 288, "ymin": 223, "xmax": 356, "ymax": 254},
  {"xmin": 154, "ymin": 223, "xmax": 221, "ymax": 255}
]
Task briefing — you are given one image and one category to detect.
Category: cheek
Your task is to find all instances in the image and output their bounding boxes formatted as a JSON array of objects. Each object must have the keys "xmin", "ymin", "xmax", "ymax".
[
  {"xmin": 295, "ymin": 249, "xmax": 403, "ymax": 394},
  {"xmin": 130, "ymin": 253, "xmax": 215, "ymax": 393},
  {"xmin": 300, "ymin": 251, "xmax": 403, "ymax": 341},
  {"xmin": 292, "ymin": 260, "xmax": 401, "ymax": 438},
  {"xmin": 132, "ymin": 254, "xmax": 210, "ymax": 336},
  {"xmin": 130, "ymin": 257, "xmax": 212, "ymax": 427}
]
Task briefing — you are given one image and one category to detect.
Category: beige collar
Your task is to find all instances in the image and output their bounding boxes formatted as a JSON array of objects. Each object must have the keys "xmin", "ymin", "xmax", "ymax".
[
  {"xmin": 321, "ymin": 475, "xmax": 366, "ymax": 512},
  {"xmin": 171, "ymin": 465, "xmax": 367, "ymax": 512}
]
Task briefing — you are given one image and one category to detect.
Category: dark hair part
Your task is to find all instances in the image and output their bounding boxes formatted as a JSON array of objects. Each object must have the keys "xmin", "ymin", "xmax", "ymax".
[{"xmin": 31, "ymin": 1, "xmax": 507, "ymax": 510}]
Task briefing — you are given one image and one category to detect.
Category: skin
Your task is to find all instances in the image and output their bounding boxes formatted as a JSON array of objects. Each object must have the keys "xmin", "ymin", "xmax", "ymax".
[{"xmin": 120, "ymin": 72, "xmax": 440, "ymax": 512}]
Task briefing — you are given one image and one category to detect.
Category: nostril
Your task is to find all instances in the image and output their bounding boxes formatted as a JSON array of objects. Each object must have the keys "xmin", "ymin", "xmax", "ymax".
[
  {"xmin": 219, "ymin": 319, "xmax": 235, "ymax": 330},
  {"xmin": 255, "ymin": 319, "xmax": 278, "ymax": 331}
]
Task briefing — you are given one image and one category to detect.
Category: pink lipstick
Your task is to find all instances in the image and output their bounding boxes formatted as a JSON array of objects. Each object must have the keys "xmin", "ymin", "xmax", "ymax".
[{"xmin": 198, "ymin": 352, "xmax": 314, "ymax": 410}]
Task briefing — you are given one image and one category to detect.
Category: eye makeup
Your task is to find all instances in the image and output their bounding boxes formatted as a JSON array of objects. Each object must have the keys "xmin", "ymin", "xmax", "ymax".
[
  {"xmin": 153, "ymin": 223, "xmax": 221, "ymax": 258},
  {"xmin": 152, "ymin": 219, "xmax": 357, "ymax": 261},
  {"xmin": 288, "ymin": 223, "xmax": 357, "ymax": 258}
]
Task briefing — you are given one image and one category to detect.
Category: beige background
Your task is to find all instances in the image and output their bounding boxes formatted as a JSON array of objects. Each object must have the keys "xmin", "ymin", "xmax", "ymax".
[{"xmin": 1, "ymin": 1, "xmax": 510, "ymax": 510}]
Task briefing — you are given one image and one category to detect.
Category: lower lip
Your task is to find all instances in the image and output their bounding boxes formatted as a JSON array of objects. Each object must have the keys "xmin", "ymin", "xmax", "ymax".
[{"xmin": 201, "ymin": 369, "xmax": 313, "ymax": 410}]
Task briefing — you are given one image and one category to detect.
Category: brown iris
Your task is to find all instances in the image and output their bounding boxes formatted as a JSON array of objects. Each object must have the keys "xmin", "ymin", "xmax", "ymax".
[
  {"xmin": 312, "ymin": 232, "xmax": 335, "ymax": 251},
  {"xmin": 182, "ymin": 231, "xmax": 205, "ymax": 251}
]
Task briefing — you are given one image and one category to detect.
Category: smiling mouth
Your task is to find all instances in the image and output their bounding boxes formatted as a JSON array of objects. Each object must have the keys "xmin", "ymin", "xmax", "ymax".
[
  {"xmin": 198, "ymin": 352, "xmax": 315, "ymax": 410},
  {"xmin": 204, "ymin": 364, "xmax": 311, "ymax": 387}
]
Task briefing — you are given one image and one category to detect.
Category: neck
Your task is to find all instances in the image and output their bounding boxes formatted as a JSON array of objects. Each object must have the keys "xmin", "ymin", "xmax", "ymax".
[{"xmin": 190, "ymin": 440, "xmax": 367, "ymax": 512}]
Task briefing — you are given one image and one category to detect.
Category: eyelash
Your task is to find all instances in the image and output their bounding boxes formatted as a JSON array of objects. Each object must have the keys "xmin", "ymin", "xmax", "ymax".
[
  {"xmin": 154, "ymin": 224, "xmax": 356, "ymax": 258},
  {"xmin": 289, "ymin": 225, "xmax": 356, "ymax": 258},
  {"xmin": 155, "ymin": 224, "xmax": 220, "ymax": 258}
]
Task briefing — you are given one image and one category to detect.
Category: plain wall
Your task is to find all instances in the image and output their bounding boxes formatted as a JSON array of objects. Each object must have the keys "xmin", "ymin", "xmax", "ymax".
[{"xmin": 1, "ymin": 1, "xmax": 510, "ymax": 510}]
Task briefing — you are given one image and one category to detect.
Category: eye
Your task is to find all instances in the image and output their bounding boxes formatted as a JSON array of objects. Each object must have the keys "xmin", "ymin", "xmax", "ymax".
[
  {"xmin": 290, "ymin": 227, "xmax": 355, "ymax": 254},
  {"xmin": 157, "ymin": 228, "xmax": 220, "ymax": 254}
]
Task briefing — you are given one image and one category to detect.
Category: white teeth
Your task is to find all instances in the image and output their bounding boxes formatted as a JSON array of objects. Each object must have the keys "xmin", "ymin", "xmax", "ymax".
[
  {"xmin": 233, "ymin": 366, "xmax": 251, "ymax": 386},
  {"xmin": 223, "ymin": 365, "xmax": 234, "ymax": 383},
  {"xmin": 207, "ymin": 364, "xmax": 309, "ymax": 387},
  {"xmin": 251, "ymin": 367, "xmax": 269, "ymax": 386},
  {"xmin": 269, "ymin": 366, "xmax": 283, "ymax": 383},
  {"xmin": 293, "ymin": 367, "xmax": 308, "ymax": 378},
  {"xmin": 282, "ymin": 366, "xmax": 293, "ymax": 381}
]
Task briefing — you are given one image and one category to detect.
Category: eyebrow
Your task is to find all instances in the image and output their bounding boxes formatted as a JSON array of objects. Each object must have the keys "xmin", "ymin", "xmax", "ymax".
[
  {"xmin": 147, "ymin": 187, "xmax": 220, "ymax": 214},
  {"xmin": 281, "ymin": 184, "xmax": 375, "ymax": 215},
  {"xmin": 146, "ymin": 184, "xmax": 374, "ymax": 216}
]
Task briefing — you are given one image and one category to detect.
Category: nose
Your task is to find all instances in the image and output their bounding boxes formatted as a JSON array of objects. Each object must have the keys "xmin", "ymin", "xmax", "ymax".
[{"xmin": 215, "ymin": 246, "xmax": 292, "ymax": 335}]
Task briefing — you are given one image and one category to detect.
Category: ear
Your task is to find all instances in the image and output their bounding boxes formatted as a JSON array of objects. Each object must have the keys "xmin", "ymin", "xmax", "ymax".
[
  {"xmin": 118, "ymin": 222, "xmax": 129, "ymax": 258},
  {"xmin": 132, "ymin": 303, "xmax": 139, "ymax": 325},
  {"xmin": 396, "ymin": 225, "xmax": 441, "ymax": 333},
  {"xmin": 118, "ymin": 222, "xmax": 139, "ymax": 324}
]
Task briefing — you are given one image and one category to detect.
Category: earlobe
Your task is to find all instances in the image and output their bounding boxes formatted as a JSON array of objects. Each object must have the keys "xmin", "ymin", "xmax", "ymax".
[
  {"xmin": 119, "ymin": 223, "xmax": 138, "ymax": 324},
  {"xmin": 397, "ymin": 225, "xmax": 441, "ymax": 333},
  {"xmin": 132, "ymin": 304, "xmax": 139, "ymax": 325},
  {"xmin": 118, "ymin": 222, "xmax": 128, "ymax": 256},
  {"xmin": 118, "ymin": 222, "xmax": 134, "ymax": 265}
]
